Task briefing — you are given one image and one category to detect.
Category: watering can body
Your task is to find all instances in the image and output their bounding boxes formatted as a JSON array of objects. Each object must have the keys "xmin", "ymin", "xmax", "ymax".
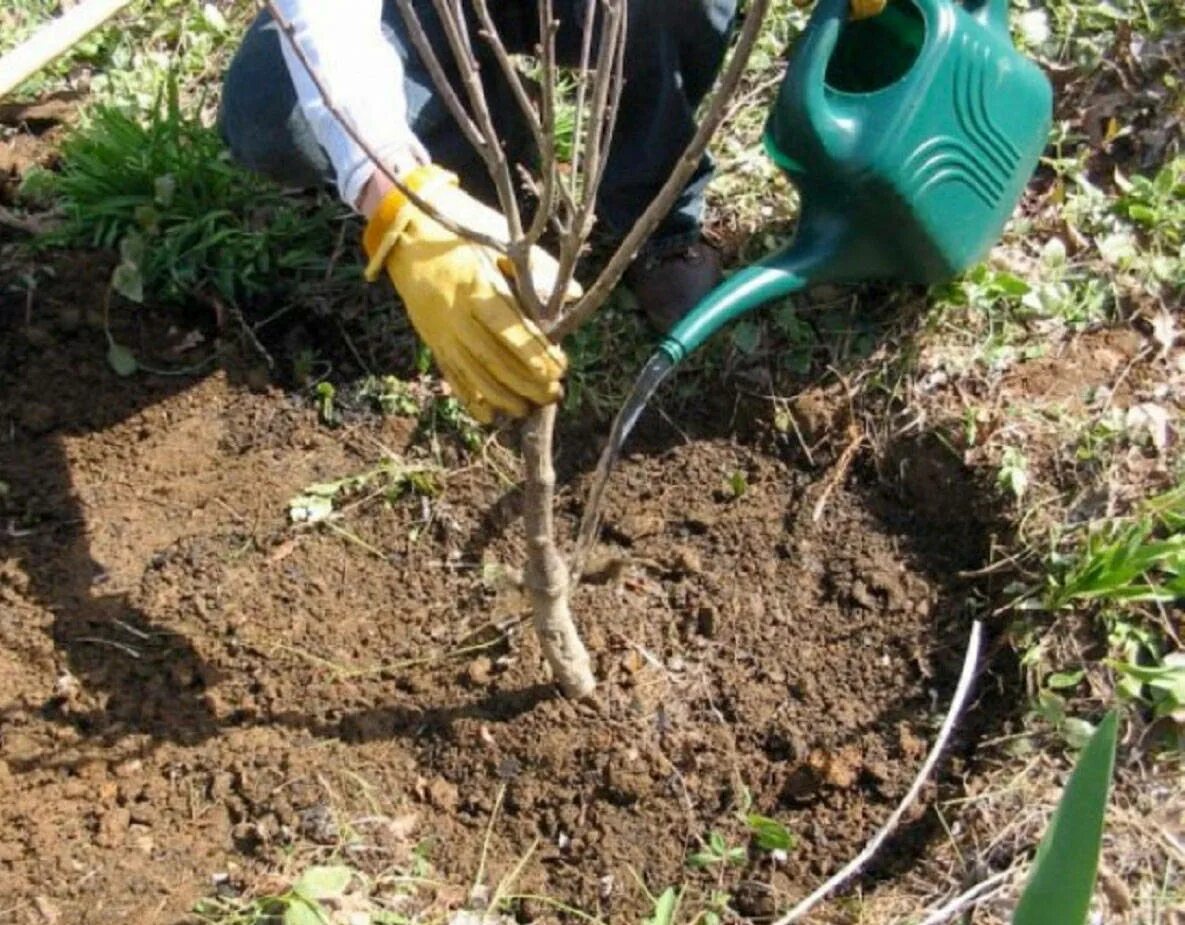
[
  {"xmin": 765, "ymin": 0, "xmax": 1053, "ymax": 283},
  {"xmin": 661, "ymin": 0, "xmax": 1053, "ymax": 360}
]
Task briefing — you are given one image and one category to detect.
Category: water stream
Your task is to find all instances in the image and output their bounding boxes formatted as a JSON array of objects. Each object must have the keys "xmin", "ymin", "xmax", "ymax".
[{"xmin": 570, "ymin": 351, "xmax": 675, "ymax": 583}]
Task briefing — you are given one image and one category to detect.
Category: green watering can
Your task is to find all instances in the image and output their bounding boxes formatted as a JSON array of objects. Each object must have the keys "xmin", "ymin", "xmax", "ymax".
[{"xmin": 659, "ymin": 0, "xmax": 1054, "ymax": 363}]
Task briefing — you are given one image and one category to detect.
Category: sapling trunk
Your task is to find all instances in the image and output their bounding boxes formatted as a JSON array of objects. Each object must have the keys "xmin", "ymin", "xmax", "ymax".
[
  {"xmin": 521, "ymin": 404, "xmax": 595, "ymax": 697},
  {"xmin": 267, "ymin": 0, "xmax": 770, "ymax": 698}
]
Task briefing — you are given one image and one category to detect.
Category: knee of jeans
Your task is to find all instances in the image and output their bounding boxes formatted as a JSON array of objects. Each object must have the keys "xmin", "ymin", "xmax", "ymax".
[
  {"xmin": 697, "ymin": 0, "xmax": 739, "ymax": 33},
  {"xmin": 218, "ymin": 20, "xmax": 330, "ymax": 189}
]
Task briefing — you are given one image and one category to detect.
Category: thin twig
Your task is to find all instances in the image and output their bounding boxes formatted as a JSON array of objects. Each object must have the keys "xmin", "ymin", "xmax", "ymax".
[
  {"xmin": 811, "ymin": 424, "xmax": 865, "ymax": 522},
  {"xmin": 771, "ymin": 621, "xmax": 984, "ymax": 925},
  {"xmin": 552, "ymin": 0, "xmax": 772, "ymax": 339},
  {"xmin": 914, "ymin": 867, "xmax": 1016, "ymax": 925},
  {"xmin": 394, "ymin": 0, "xmax": 486, "ymax": 154},
  {"xmin": 547, "ymin": 0, "xmax": 628, "ymax": 318},
  {"xmin": 418, "ymin": 0, "xmax": 548, "ymax": 319},
  {"xmin": 261, "ymin": 0, "xmax": 505, "ymax": 252}
]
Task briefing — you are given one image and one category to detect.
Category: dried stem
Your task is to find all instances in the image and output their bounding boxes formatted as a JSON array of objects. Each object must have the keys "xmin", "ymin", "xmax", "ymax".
[{"xmin": 521, "ymin": 404, "xmax": 596, "ymax": 698}]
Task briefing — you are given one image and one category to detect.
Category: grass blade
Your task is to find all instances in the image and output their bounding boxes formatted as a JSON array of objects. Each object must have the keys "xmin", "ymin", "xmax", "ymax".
[{"xmin": 1012, "ymin": 710, "xmax": 1118, "ymax": 925}]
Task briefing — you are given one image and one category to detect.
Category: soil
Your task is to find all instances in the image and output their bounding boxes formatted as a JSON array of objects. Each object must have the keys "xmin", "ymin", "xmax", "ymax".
[{"xmin": 0, "ymin": 246, "xmax": 1027, "ymax": 924}]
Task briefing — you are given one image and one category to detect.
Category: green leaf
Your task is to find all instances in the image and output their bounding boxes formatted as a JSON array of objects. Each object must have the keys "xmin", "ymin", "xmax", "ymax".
[
  {"xmin": 746, "ymin": 814, "xmax": 796, "ymax": 852},
  {"xmin": 731, "ymin": 320, "xmax": 762, "ymax": 355},
  {"xmin": 111, "ymin": 262, "xmax": 144, "ymax": 303},
  {"xmin": 1013, "ymin": 710, "xmax": 1118, "ymax": 925},
  {"xmin": 645, "ymin": 887, "xmax": 680, "ymax": 925},
  {"xmin": 725, "ymin": 845, "xmax": 748, "ymax": 865},
  {"xmin": 284, "ymin": 898, "xmax": 329, "ymax": 925},
  {"xmin": 106, "ymin": 342, "xmax": 139, "ymax": 377},
  {"xmin": 1046, "ymin": 670, "xmax": 1085, "ymax": 690},
  {"xmin": 293, "ymin": 865, "xmax": 353, "ymax": 901}
]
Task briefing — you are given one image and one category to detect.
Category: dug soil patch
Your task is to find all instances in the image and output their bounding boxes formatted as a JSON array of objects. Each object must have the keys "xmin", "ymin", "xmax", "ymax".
[{"xmin": 0, "ymin": 271, "xmax": 1001, "ymax": 922}]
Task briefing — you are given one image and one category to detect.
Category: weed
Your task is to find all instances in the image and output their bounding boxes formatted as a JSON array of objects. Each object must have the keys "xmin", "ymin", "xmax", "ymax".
[
  {"xmin": 314, "ymin": 382, "xmax": 338, "ymax": 428},
  {"xmin": 643, "ymin": 886, "xmax": 682, "ymax": 925},
  {"xmin": 1044, "ymin": 485, "xmax": 1185, "ymax": 609},
  {"xmin": 193, "ymin": 864, "xmax": 356, "ymax": 925},
  {"xmin": 687, "ymin": 832, "xmax": 746, "ymax": 871},
  {"xmin": 32, "ymin": 75, "xmax": 350, "ymax": 310},
  {"xmin": 358, "ymin": 375, "xmax": 421, "ymax": 417},
  {"xmin": 725, "ymin": 470, "xmax": 749, "ymax": 500},
  {"xmin": 998, "ymin": 446, "xmax": 1031, "ymax": 501},
  {"xmin": 744, "ymin": 813, "xmax": 796, "ymax": 855},
  {"xmin": 420, "ymin": 396, "xmax": 484, "ymax": 454},
  {"xmin": 288, "ymin": 457, "xmax": 441, "ymax": 526}
]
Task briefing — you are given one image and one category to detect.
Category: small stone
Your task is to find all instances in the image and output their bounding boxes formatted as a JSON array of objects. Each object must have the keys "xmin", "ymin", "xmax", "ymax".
[
  {"xmin": 670, "ymin": 546, "xmax": 703, "ymax": 575},
  {"xmin": 96, "ymin": 807, "xmax": 131, "ymax": 848},
  {"xmin": 426, "ymin": 777, "xmax": 459, "ymax": 812},
  {"xmin": 467, "ymin": 656, "xmax": 493, "ymax": 686}
]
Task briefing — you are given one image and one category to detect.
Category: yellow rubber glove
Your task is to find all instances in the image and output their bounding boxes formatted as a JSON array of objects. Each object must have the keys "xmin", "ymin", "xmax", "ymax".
[
  {"xmin": 850, "ymin": 0, "xmax": 887, "ymax": 18},
  {"xmin": 362, "ymin": 165, "xmax": 575, "ymax": 425}
]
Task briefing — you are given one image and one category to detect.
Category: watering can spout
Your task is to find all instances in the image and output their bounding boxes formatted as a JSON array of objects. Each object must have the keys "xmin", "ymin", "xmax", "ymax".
[{"xmin": 658, "ymin": 223, "xmax": 845, "ymax": 365}]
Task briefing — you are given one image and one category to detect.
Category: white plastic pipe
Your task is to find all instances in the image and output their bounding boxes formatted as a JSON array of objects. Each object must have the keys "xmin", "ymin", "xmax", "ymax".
[{"xmin": 0, "ymin": 0, "xmax": 135, "ymax": 99}]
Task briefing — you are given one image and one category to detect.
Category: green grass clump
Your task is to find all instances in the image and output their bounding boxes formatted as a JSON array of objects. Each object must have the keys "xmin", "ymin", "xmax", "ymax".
[
  {"xmin": 1046, "ymin": 485, "xmax": 1185, "ymax": 610},
  {"xmin": 35, "ymin": 78, "xmax": 349, "ymax": 309}
]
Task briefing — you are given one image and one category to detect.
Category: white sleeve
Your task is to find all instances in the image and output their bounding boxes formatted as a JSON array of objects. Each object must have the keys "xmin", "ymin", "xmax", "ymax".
[{"xmin": 273, "ymin": 0, "xmax": 428, "ymax": 209}]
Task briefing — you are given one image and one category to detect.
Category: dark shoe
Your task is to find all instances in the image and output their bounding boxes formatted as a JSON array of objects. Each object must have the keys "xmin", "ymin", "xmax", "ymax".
[{"xmin": 625, "ymin": 239, "xmax": 723, "ymax": 332}]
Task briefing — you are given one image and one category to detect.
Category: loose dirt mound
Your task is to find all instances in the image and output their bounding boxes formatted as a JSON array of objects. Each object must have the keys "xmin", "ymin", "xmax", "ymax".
[{"xmin": 0, "ymin": 262, "xmax": 999, "ymax": 922}]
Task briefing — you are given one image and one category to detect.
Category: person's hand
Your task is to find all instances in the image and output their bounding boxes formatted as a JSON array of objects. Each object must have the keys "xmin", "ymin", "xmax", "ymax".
[
  {"xmin": 849, "ymin": 0, "xmax": 887, "ymax": 18},
  {"xmin": 361, "ymin": 165, "xmax": 576, "ymax": 425}
]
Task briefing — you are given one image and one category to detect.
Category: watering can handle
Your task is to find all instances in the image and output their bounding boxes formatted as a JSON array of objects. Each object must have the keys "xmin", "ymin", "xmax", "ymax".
[
  {"xmin": 961, "ymin": 0, "xmax": 1012, "ymax": 34},
  {"xmin": 781, "ymin": 0, "xmax": 852, "ymax": 157}
]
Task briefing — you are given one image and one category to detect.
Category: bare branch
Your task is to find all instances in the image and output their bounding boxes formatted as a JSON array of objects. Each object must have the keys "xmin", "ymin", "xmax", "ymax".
[
  {"xmin": 568, "ymin": 0, "xmax": 600, "ymax": 188},
  {"xmin": 470, "ymin": 0, "xmax": 565, "ymax": 265},
  {"xmin": 426, "ymin": 0, "xmax": 548, "ymax": 319},
  {"xmin": 394, "ymin": 0, "xmax": 487, "ymax": 153},
  {"xmin": 770, "ymin": 621, "xmax": 985, "ymax": 925},
  {"xmin": 546, "ymin": 0, "xmax": 628, "ymax": 318},
  {"xmin": 551, "ymin": 0, "xmax": 772, "ymax": 339},
  {"xmin": 529, "ymin": 1, "xmax": 571, "ymax": 242},
  {"xmin": 260, "ymin": 0, "xmax": 507, "ymax": 253}
]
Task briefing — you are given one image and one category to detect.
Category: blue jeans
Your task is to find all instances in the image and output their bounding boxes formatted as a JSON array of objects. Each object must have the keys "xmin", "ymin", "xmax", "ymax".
[{"xmin": 218, "ymin": 0, "xmax": 738, "ymax": 246}]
